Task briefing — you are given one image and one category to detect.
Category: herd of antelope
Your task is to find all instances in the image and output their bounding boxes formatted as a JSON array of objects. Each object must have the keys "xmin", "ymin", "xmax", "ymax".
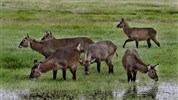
[{"xmin": 18, "ymin": 18, "xmax": 160, "ymax": 82}]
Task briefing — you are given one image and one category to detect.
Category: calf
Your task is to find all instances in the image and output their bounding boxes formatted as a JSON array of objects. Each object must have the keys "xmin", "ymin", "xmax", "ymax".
[
  {"xmin": 80, "ymin": 40, "xmax": 117, "ymax": 75},
  {"xmin": 29, "ymin": 45, "xmax": 80, "ymax": 80},
  {"xmin": 122, "ymin": 48, "xmax": 159, "ymax": 82}
]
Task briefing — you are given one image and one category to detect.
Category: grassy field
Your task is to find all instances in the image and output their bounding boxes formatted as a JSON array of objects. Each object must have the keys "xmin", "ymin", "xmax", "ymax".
[{"xmin": 0, "ymin": 0, "xmax": 178, "ymax": 99}]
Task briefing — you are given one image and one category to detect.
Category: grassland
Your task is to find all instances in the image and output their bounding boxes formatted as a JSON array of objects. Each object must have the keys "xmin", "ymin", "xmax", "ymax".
[{"xmin": 0, "ymin": 0, "xmax": 178, "ymax": 99}]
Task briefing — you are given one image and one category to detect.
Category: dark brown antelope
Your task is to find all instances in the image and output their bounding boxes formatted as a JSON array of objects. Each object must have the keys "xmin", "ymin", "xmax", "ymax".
[
  {"xmin": 79, "ymin": 40, "xmax": 117, "ymax": 75},
  {"xmin": 117, "ymin": 18, "xmax": 160, "ymax": 48},
  {"xmin": 41, "ymin": 31, "xmax": 55, "ymax": 41},
  {"xmin": 122, "ymin": 48, "xmax": 159, "ymax": 82},
  {"xmin": 29, "ymin": 45, "xmax": 80, "ymax": 80},
  {"xmin": 19, "ymin": 34, "xmax": 94, "ymax": 79}
]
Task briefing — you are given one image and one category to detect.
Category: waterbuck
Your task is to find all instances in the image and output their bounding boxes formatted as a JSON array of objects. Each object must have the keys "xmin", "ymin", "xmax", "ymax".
[
  {"xmin": 19, "ymin": 34, "xmax": 94, "ymax": 79},
  {"xmin": 117, "ymin": 18, "xmax": 160, "ymax": 48},
  {"xmin": 41, "ymin": 31, "xmax": 94, "ymax": 52},
  {"xmin": 122, "ymin": 48, "xmax": 159, "ymax": 82},
  {"xmin": 79, "ymin": 40, "xmax": 117, "ymax": 75},
  {"xmin": 29, "ymin": 45, "xmax": 80, "ymax": 80}
]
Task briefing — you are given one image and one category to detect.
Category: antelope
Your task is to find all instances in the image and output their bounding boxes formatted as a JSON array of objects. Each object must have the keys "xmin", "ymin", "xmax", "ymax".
[
  {"xmin": 40, "ymin": 31, "xmax": 94, "ymax": 52},
  {"xmin": 29, "ymin": 45, "xmax": 80, "ymax": 80},
  {"xmin": 79, "ymin": 40, "xmax": 117, "ymax": 75},
  {"xmin": 19, "ymin": 34, "xmax": 94, "ymax": 79},
  {"xmin": 122, "ymin": 48, "xmax": 159, "ymax": 82},
  {"xmin": 117, "ymin": 18, "xmax": 160, "ymax": 48}
]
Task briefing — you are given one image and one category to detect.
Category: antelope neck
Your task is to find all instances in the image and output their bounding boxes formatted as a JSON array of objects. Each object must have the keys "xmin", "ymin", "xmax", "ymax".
[
  {"xmin": 29, "ymin": 39, "xmax": 43, "ymax": 53},
  {"xmin": 39, "ymin": 59, "xmax": 54, "ymax": 73},
  {"xmin": 135, "ymin": 61, "xmax": 148, "ymax": 73},
  {"xmin": 123, "ymin": 24, "xmax": 131, "ymax": 36}
]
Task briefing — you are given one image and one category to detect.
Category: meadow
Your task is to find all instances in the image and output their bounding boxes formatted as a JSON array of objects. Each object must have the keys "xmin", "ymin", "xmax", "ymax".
[{"xmin": 0, "ymin": 0, "xmax": 178, "ymax": 99}]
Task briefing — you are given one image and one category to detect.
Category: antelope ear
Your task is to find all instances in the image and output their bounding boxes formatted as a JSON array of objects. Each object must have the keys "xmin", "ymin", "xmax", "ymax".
[
  {"xmin": 154, "ymin": 64, "xmax": 159, "ymax": 70},
  {"xmin": 121, "ymin": 18, "xmax": 124, "ymax": 21},
  {"xmin": 91, "ymin": 58, "xmax": 96, "ymax": 63},
  {"xmin": 34, "ymin": 59, "xmax": 38, "ymax": 64},
  {"xmin": 77, "ymin": 43, "xmax": 81, "ymax": 51},
  {"xmin": 26, "ymin": 34, "xmax": 29, "ymax": 38},
  {"xmin": 37, "ymin": 62, "xmax": 42, "ymax": 69},
  {"xmin": 49, "ymin": 31, "xmax": 52, "ymax": 35},
  {"xmin": 79, "ymin": 58, "xmax": 83, "ymax": 65},
  {"xmin": 147, "ymin": 64, "xmax": 151, "ymax": 70},
  {"xmin": 45, "ymin": 31, "xmax": 48, "ymax": 34}
]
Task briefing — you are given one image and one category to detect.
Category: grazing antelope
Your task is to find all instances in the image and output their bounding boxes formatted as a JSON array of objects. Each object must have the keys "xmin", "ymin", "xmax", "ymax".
[
  {"xmin": 122, "ymin": 48, "xmax": 159, "ymax": 82},
  {"xmin": 19, "ymin": 34, "xmax": 94, "ymax": 79},
  {"xmin": 117, "ymin": 18, "xmax": 160, "ymax": 48},
  {"xmin": 29, "ymin": 45, "xmax": 80, "ymax": 80},
  {"xmin": 79, "ymin": 40, "xmax": 117, "ymax": 75}
]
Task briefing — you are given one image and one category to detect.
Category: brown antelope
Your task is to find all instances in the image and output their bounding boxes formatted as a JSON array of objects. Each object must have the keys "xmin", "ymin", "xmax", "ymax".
[
  {"xmin": 117, "ymin": 18, "xmax": 160, "ymax": 48},
  {"xmin": 79, "ymin": 40, "xmax": 117, "ymax": 75},
  {"xmin": 19, "ymin": 34, "xmax": 94, "ymax": 79},
  {"xmin": 29, "ymin": 45, "xmax": 80, "ymax": 80},
  {"xmin": 41, "ymin": 31, "xmax": 55, "ymax": 41},
  {"xmin": 122, "ymin": 48, "xmax": 159, "ymax": 82}
]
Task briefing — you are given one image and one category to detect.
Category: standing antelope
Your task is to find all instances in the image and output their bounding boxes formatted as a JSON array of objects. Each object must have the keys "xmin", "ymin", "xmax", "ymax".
[
  {"xmin": 117, "ymin": 18, "xmax": 160, "ymax": 48},
  {"xmin": 80, "ymin": 40, "xmax": 117, "ymax": 75},
  {"xmin": 29, "ymin": 45, "xmax": 80, "ymax": 80},
  {"xmin": 19, "ymin": 34, "xmax": 94, "ymax": 80},
  {"xmin": 40, "ymin": 31, "xmax": 94, "ymax": 53},
  {"xmin": 122, "ymin": 48, "xmax": 159, "ymax": 82}
]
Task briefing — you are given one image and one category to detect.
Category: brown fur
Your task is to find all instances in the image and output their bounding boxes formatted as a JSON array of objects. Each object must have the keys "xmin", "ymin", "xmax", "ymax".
[
  {"xmin": 41, "ymin": 31, "xmax": 55, "ymax": 41},
  {"xmin": 117, "ymin": 18, "xmax": 160, "ymax": 48},
  {"xmin": 80, "ymin": 40, "xmax": 117, "ymax": 75},
  {"xmin": 29, "ymin": 46, "xmax": 80, "ymax": 80},
  {"xmin": 40, "ymin": 32, "xmax": 94, "ymax": 53},
  {"xmin": 19, "ymin": 34, "xmax": 94, "ymax": 57},
  {"xmin": 122, "ymin": 48, "xmax": 159, "ymax": 82},
  {"xmin": 19, "ymin": 34, "xmax": 94, "ymax": 79}
]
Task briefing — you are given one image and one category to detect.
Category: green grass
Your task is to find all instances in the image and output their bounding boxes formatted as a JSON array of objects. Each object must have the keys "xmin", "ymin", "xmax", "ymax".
[{"xmin": 0, "ymin": 0, "xmax": 178, "ymax": 99}]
